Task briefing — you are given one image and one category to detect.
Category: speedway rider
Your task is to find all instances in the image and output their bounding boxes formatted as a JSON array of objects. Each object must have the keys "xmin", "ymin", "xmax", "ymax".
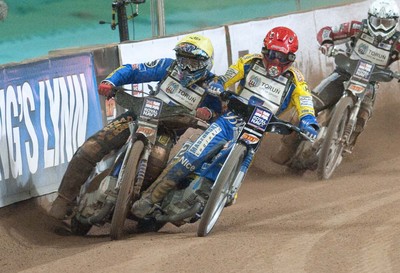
[
  {"xmin": 272, "ymin": 0, "xmax": 400, "ymax": 168},
  {"xmin": 49, "ymin": 34, "xmax": 224, "ymax": 220},
  {"xmin": 131, "ymin": 26, "xmax": 320, "ymax": 218}
]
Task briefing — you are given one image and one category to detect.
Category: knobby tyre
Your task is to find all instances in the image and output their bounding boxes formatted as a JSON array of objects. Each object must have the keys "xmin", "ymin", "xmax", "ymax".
[
  {"xmin": 110, "ymin": 140, "xmax": 145, "ymax": 240},
  {"xmin": 197, "ymin": 144, "xmax": 246, "ymax": 237},
  {"xmin": 317, "ymin": 96, "xmax": 353, "ymax": 180}
]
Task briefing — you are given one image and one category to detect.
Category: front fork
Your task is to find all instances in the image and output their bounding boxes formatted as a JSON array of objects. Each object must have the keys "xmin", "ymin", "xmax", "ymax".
[
  {"xmin": 113, "ymin": 121, "xmax": 153, "ymax": 200},
  {"xmin": 133, "ymin": 142, "xmax": 152, "ymax": 200},
  {"xmin": 228, "ymin": 145, "xmax": 254, "ymax": 203},
  {"xmin": 343, "ymin": 97, "xmax": 361, "ymax": 146}
]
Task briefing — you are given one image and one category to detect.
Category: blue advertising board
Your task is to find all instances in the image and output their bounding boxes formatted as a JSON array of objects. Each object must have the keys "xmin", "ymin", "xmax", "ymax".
[{"xmin": 0, "ymin": 53, "xmax": 103, "ymax": 207}]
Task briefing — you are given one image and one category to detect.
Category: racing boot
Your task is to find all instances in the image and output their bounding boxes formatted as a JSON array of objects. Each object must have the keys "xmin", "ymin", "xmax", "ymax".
[
  {"xmin": 131, "ymin": 178, "xmax": 177, "ymax": 218},
  {"xmin": 271, "ymin": 132, "xmax": 301, "ymax": 165},
  {"xmin": 48, "ymin": 144, "xmax": 100, "ymax": 220},
  {"xmin": 48, "ymin": 194, "xmax": 75, "ymax": 220}
]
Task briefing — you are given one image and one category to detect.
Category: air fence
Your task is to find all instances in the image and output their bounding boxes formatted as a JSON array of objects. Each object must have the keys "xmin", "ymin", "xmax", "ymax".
[{"xmin": 0, "ymin": 0, "xmax": 399, "ymax": 207}]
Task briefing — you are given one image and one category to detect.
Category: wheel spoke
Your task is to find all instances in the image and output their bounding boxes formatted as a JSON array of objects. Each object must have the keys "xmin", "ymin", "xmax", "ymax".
[{"xmin": 197, "ymin": 144, "xmax": 247, "ymax": 237}]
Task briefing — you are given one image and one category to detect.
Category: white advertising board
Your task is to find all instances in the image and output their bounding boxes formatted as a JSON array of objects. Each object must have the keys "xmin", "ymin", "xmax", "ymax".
[
  {"xmin": 227, "ymin": 13, "xmax": 319, "ymax": 82},
  {"xmin": 227, "ymin": 0, "xmax": 400, "ymax": 88}
]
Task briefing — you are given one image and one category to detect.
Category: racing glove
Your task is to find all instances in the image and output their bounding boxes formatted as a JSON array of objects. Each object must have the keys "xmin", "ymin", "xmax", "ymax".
[
  {"xmin": 299, "ymin": 115, "xmax": 320, "ymax": 140},
  {"xmin": 207, "ymin": 80, "xmax": 224, "ymax": 97},
  {"xmin": 98, "ymin": 81, "xmax": 115, "ymax": 98},
  {"xmin": 319, "ymin": 42, "xmax": 334, "ymax": 57},
  {"xmin": 196, "ymin": 107, "xmax": 213, "ymax": 121}
]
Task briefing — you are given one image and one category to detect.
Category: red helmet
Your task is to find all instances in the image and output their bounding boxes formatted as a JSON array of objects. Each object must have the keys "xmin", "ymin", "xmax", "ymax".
[{"xmin": 262, "ymin": 26, "xmax": 298, "ymax": 77}]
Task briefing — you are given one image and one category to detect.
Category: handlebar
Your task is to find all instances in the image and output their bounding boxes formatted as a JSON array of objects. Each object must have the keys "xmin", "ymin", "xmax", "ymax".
[
  {"xmin": 329, "ymin": 48, "xmax": 400, "ymax": 82},
  {"xmin": 330, "ymin": 48, "xmax": 345, "ymax": 57},
  {"xmin": 111, "ymin": 86, "xmax": 209, "ymax": 130},
  {"xmin": 218, "ymin": 91, "xmax": 315, "ymax": 143},
  {"xmin": 111, "ymin": 87, "xmax": 315, "ymax": 141},
  {"xmin": 268, "ymin": 120, "xmax": 315, "ymax": 143}
]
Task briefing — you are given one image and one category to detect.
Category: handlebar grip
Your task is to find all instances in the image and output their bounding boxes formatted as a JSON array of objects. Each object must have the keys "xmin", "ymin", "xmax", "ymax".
[
  {"xmin": 330, "ymin": 48, "xmax": 345, "ymax": 56},
  {"xmin": 220, "ymin": 91, "xmax": 232, "ymax": 101}
]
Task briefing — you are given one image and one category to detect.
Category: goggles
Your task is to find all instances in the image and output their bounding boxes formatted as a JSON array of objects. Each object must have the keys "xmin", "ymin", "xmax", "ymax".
[
  {"xmin": 369, "ymin": 15, "xmax": 398, "ymax": 31},
  {"xmin": 262, "ymin": 48, "xmax": 296, "ymax": 64},
  {"xmin": 176, "ymin": 52, "xmax": 209, "ymax": 72}
]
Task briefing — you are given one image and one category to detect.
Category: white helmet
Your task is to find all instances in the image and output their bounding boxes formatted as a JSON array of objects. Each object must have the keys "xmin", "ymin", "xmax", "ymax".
[{"xmin": 367, "ymin": 0, "xmax": 399, "ymax": 39}]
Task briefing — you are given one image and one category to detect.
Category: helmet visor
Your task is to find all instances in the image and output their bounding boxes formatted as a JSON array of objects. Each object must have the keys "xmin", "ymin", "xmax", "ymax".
[
  {"xmin": 262, "ymin": 48, "xmax": 296, "ymax": 64},
  {"xmin": 176, "ymin": 53, "xmax": 209, "ymax": 72},
  {"xmin": 369, "ymin": 15, "xmax": 398, "ymax": 31}
]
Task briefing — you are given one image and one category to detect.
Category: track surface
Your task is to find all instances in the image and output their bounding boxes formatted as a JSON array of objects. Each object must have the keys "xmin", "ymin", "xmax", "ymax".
[{"xmin": 1, "ymin": 85, "xmax": 400, "ymax": 273}]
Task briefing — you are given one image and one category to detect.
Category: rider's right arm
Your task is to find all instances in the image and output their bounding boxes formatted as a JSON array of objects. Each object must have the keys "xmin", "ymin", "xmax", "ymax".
[
  {"xmin": 317, "ymin": 20, "xmax": 363, "ymax": 46},
  {"xmin": 103, "ymin": 58, "xmax": 174, "ymax": 86},
  {"xmin": 217, "ymin": 53, "xmax": 260, "ymax": 94}
]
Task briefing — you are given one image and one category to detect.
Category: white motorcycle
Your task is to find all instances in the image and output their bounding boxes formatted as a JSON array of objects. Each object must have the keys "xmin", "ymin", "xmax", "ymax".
[{"xmin": 291, "ymin": 50, "xmax": 400, "ymax": 180}]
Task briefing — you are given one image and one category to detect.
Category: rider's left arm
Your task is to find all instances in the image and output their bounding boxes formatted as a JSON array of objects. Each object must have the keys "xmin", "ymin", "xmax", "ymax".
[{"xmin": 287, "ymin": 67, "xmax": 317, "ymax": 120}]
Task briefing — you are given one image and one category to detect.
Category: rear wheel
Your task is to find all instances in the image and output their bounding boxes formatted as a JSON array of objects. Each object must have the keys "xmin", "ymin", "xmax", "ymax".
[
  {"xmin": 197, "ymin": 144, "xmax": 246, "ymax": 237},
  {"xmin": 317, "ymin": 97, "xmax": 353, "ymax": 180},
  {"xmin": 110, "ymin": 140, "xmax": 145, "ymax": 240}
]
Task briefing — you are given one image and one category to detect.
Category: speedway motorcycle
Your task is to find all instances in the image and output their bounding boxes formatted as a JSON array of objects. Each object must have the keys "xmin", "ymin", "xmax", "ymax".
[
  {"xmin": 196, "ymin": 96, "xmax": 314, "ymax": 236},
  {"xmin": 70, "ymin": 87, "xmax": 208, "ymax": 240},
  {"xmin": 292, "ymin": 50, "xmax": 400, "ymax": 180},
  {"xmin": 135, "ymin": 94, "xmax": 314, "ymax": 237}
]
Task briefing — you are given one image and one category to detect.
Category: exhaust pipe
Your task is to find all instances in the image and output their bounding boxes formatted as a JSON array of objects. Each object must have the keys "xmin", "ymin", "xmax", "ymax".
[{"xmin": 155, "ymin": 202, "xmax": 202, "ymax": 223}]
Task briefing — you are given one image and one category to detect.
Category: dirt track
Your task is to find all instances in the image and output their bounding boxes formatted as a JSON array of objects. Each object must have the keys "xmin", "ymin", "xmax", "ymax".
[{"xmin": 1, "ymin": 82, "xmax": 400, "ymax": 273}]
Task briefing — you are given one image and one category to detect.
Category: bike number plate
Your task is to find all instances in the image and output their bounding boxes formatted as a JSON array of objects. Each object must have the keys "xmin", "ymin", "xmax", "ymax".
[
  {"xmin": 239, "ymin": 106, "xmax": 272, "ymax": 151},
  {"xmin": 354, "ymin": 60, "xmax": 375, "ymax": 81},
  {"xmin": 347, "ymin": 60, "xmax": 374, "ymax": 94},
  {"xmin": 247, "ymin": 106, "xmax": 272, "ymax": 131},
  {"xmin": 140, "ymin": 97, "xmax": 163, "ymax": 119}
]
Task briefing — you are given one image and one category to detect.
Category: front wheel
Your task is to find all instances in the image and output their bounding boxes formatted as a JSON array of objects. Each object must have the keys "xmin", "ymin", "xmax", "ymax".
[
  {"xmin": 110, "ymin": 140, "xmax": 145, "ymax": 240},
  {"xmin": 317, "ymin": 96, "xmax": 353, "ymax": 180},
  {"xmin": 197, "ymin": 144, "xmax": 246, "ymax": 237}
]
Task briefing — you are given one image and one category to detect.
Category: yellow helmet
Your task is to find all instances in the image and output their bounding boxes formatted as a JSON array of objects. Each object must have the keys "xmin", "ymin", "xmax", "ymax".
[
  {"xmin": 174, "ymin": 34, "xmax": 214, "ymax": 87},
  {"xmin": 175, "ymin": 33, "xmax": 214, "ymax": 59}
]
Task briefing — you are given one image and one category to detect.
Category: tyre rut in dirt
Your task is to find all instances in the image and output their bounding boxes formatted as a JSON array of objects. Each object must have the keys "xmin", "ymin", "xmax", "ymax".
[
  {"xmin": 110, "ymin": 140, "xmax": 145, "ymax": 240},
  {"xmin": 317, "ymin": 97, "xmax": 353, "ymax": 180},
  {"xmin": 197, "ymin": 144, "xmax": 246, "ymax": 237}
]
